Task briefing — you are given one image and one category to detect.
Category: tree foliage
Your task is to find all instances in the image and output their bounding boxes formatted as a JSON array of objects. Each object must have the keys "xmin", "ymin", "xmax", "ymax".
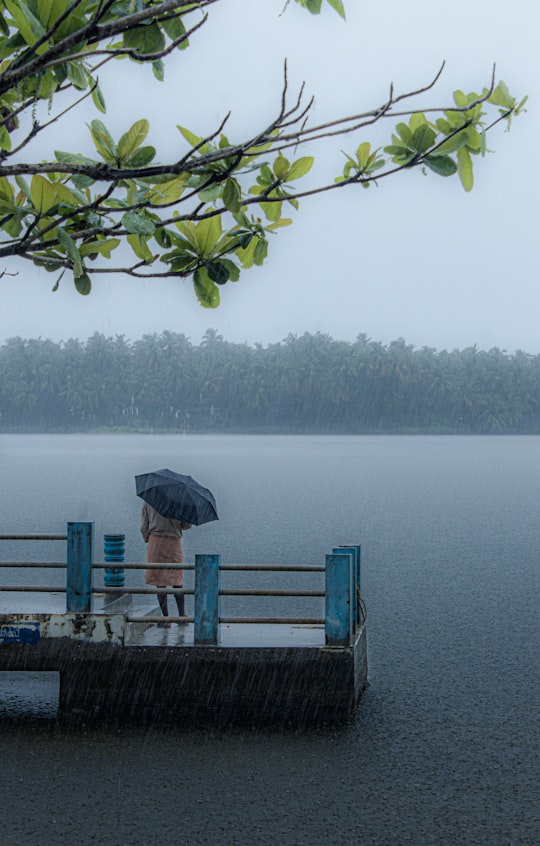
[
  {"xmin": 0, "ymin": 0, "xmax": 526, "ymax": 305},
  {"xmin": 1, "ymin": 330, "xmax": 539, "ymax": 434}
]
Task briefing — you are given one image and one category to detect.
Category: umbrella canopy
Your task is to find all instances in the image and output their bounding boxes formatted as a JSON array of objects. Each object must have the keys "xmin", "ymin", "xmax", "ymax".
[{"xmin": 135, "ymin": 468, "xmax": 218, "ymax": 526}]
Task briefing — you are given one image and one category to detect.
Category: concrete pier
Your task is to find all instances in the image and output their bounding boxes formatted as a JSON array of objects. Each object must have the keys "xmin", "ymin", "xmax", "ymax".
[
  {"xmin": 0, "ymin": 613, "xmax": 367, "ymax": 725},
  {"xmin": 0, "ymin": 526, "xmax": 368, "ymax": 725}
]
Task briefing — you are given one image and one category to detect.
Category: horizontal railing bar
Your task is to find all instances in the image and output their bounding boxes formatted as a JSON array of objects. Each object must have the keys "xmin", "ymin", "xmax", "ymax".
[
  {"xmin": 0, "ymin": 585, "xmax": 66, "ymax": 592},
  {"xmin": 93, "ymin": 563, "xmax": 325, "ymax": 572},
  {"xmin": 93, "ymin": 562, "xmax": 194, "ymax": 570},
  {"xmin": 220, "ymin": 617, "xmax": 324, "ymax": 625},
  {"xmin": 125, "ymin": 615, "xmax": 324, "ymax": 625},
  {"xmin": 99, "ymin": 586, "xmax": 192, "ymax": 595},
  {"xmin": 0, "ymin": 534, "xmax": 67, "ymax": 541},
  {"xmin": 219, "ymin": 565, "xmax": 325, "ymax": 572},
  {"xmin": 0, "ymin": 561, "xmax": 325, "ymax": 572},
  {"xmin": 0, "ymin": 562, "xmax": 66, "ymax": 568},
  {"xmin": 98, "ymin": 587, "xmax": 323, "ymax": 597},
  {"xmin": 221, "ymin": 589, "xmax": 325, "ymax": 597}
]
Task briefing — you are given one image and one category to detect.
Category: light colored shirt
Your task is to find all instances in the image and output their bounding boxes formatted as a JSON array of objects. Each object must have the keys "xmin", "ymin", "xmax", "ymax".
[{"xmin": 140, "ymin": 502, "xmax": 192, "ymax": 543}]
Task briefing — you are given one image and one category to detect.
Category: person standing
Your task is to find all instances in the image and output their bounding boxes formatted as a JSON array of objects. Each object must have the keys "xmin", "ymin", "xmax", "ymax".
[{"xmin": 140, "ymin": 501, "xmax": 191, "ymax": 622}]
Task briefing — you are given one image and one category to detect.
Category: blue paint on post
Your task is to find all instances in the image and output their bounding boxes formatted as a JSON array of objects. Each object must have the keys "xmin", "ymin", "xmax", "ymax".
[
  {"xmin": 334, "ymin": 545, "xmax": 361, "ymax": 629},
  {"xmin": 325, "ymin": 553, "xmax": 353, "ymax": 646},
  {"xmin": 66, "ymin": 522, "xmax": 94, "ymax": 613},
  {"xmin": 194, "ymin": 554, "xmax": 220, "ymax": 645},
  {"xmin": 104, "ymin": 534, "xmax": 125, "ymax": 587}
]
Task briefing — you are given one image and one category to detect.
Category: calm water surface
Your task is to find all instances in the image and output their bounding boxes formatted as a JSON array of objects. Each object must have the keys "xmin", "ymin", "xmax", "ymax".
[{"xmin": 0, "ymin": 434, "xmax": 538, "ymax": 846}]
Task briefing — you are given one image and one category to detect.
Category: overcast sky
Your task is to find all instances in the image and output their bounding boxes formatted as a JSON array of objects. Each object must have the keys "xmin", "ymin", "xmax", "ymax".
[{"xmin": 0, "ymin": 0, "xmax": 537, "ymax": 353}]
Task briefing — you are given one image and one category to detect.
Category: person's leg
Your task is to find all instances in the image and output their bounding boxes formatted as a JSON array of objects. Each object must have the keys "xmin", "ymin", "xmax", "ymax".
[
  {"xmin": 174, "ymin": 591, "xmax": 185, "ymax": 621},
  {"xmin": 157, "ymin": 589, "xmax": 168, "ymax": 617}
]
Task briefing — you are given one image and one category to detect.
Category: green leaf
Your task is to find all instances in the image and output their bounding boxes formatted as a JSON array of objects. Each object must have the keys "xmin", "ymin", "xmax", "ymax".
[
  {"xmin": 409, "ymin": 113, "xmax": 428, "ymax": 133},
  {"xmin": 177, "ymin": 125, "xmax": 210, "ymax": 154},
  {"xmin": 412, "ymin": 124, "xmax": 436, "ymax": 153},
  {"xmin": 191, "ymin": 214, "xmax": 222, "ymax": 256},
  {"xmin": 79, "ymin": 238, "xmax": 121, "ymax": 258},
  {"xmin": 457, "ymin": 148, "xmax": 474, "ymax": 192},
  {"xmin": 89, "ymin": 119, "xmax": 116, "ymax": 161},
  {"xmin": 3, "ymin": 0, "xmax": 46, "ymax": 47},
  {"xmin": 30, "ymin": 175, "xmax": 58, "ymax": 213},
  {"xmin": 223, "ymin": 178, "xmax": 242, "ymax": 212},
  {"xmin": 287, "ymin": 156, "xmax": 314, "ymax": 180},
  {"xmin": 152, "ymin": 60, "xmax": 164, "ymax": 81},
  {"xmin": 218, "ymin": 258, "xmax": 240, "ymax": 282},
  {"xmin": 117, "ymin": 119, "xmax": 150, "ymax": 161},
  {"xmin": 194, "ymin": 267, "xmax": 220, "ymax": 308},
  {"xmin": 273, "ymin": 154, "xmax": 290, "ymax": 180},
  {"xmin": 260, "ymin": 200, "xmax": 282, "ymax": 222},
  {"xmin": 453, "ymin": 90, "xmax": 468, "ymax": 108},
  {"xmin": 123, "ymin": 22, "xmax": 165, "ymax": 56},
  {"xmin": 37, "ymin": 69, "xmax": 57, "ymax": 100},
  {"xmin": 253, "ymin": 239, "xmax": 268, "ymax": 266},
  {"xmin": 488, "ymin": 81, "xmax": 515, "ymax": 110},
  {"xmin": 57, "ymin": 227, "xmax": 83, "ymax": 278},
  {"xmin": 37, "ymin": 0, "xmax": 67, "ymax": 29},
  {"xmin": 127, "ymin": 233, "xmax": 154, "ymax": 262},
  {"xmin": 121, "ymin": 211, "xmax": 156, "ymax": 236},
  {"xmin": 206, "ymin": 260, "xmax": 230, "ymax": 285},
  {"xmin": 0, "ymin": 176, "xmax": 14, "ymax": 203},
  {"xmin": 161, "ymin": 14, "xmax": 187, "ymax": 41},
  {"xmin": 423, "ymin": 155, "xmax": 458, "ymax": 176},
  {"xmin": 126, "ymin": 145, "xmax": 156, "ymax": 167},
  {"xmin": 66, "ymin": 61, "xmax": 88, "ymax": 90},
  {"xmin": 146, "ymin": 177, "xmax": 184, "ymax": 205},
  {"xmin": 384, "ymin": 145, "xmax": 412, "ymax": 159},
  {"xmin": 465, "ymin": 127, "xmax": 482, "ymax": 153},
  {"xmin": 435, "ymin": 130, "xmax": 469, "ymax": 155},
  {"xmin": 15, "ymin": 175, "xmax": 31, "ymax": 200},
  {"xmin": 395, "ymin": 123, "xmax": 413, "ymax": 147},
  {"xmin": 74, "ymin": 271, "xmax": 91, "ymax": 295},
  {"xmin": 267, "ymin": 219, "xmax": 293, "ymax": 230},
  {"xmin": 326, "ymin": 0, "xmax": 346, "ymax": 18},
  {"xmin": 91, "ymin": 83, "xmax": 106, "ymax": 114},
  {"xmin": 197, "ymin": 184, "xmax": 221, "ymax": 203},
  {"xmin": 258, "ymin": 165, "xmax": 274, "ymax": 185}
]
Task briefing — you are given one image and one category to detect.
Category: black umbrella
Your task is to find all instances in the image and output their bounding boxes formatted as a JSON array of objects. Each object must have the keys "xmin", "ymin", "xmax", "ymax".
[{"xmin": 135, "ymin": 468, "xmax": 218, "ymax": 525}]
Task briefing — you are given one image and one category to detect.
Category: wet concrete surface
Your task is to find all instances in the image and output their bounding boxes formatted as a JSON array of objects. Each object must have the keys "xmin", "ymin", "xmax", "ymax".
[{"xmin": 129, "ymin": 621, "xmax": 325, "ymax": 648}]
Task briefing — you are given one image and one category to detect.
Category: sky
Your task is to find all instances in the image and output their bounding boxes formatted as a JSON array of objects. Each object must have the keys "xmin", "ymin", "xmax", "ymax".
[{"xmin": 0, "ymin": 0, "xmax": 538, "ymax": 353}]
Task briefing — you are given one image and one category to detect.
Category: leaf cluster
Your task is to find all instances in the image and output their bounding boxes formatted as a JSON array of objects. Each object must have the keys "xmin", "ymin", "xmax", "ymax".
[{"xmin": 0, "ymin": 1, "xmax": 525, "ymax": 306}]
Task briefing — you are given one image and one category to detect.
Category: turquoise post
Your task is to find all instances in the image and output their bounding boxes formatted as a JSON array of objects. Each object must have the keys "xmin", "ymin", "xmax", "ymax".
[
  {"xmin": 66, "ymin": 522, "xmax": 94, "ymax": 613},
  {"xmin": 104, "ymin": 534, "xmax": 125, "ymax": 587},
  {"xmin": 194, "ymin": 554, "xmax": 220, "ymax": 645},
  {"xmin": 325, "ymin": 552, "xmax": 353, "ymax": 646},
  {"xmin": 334, "ymin": 545, "xmax": 361, "ymax": 629}
]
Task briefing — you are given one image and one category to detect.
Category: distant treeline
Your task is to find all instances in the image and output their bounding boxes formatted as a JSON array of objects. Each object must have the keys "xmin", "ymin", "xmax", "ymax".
[{"xmin": 1, "ymin": 330, "xmax": 539, "ymax": 433}]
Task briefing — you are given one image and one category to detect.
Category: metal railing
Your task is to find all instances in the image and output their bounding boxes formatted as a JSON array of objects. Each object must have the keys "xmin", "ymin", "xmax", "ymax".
[{"xmin": 0, "ymin": 523, "xmax": 364, "ymax": 646}]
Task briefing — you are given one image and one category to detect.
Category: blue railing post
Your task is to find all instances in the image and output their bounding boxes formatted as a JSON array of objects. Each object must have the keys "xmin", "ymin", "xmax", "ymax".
[
  {"xmin": 194, "ymin": 554, "xmax": 220, "ymax": 645},
  {"xmin": 325, "ymin": 552, "xmax": 353, "ymax": 646},
  {"xmin": 66, "ymin": 522, "xmax": 94, "ymax": 613},
  {"xmin": 104, "ymin": 534, "xmax": 125, "ymax": 587},
  {"xmin": 334, "ymin": 545, "xmax": 361, "ymax": 629}
]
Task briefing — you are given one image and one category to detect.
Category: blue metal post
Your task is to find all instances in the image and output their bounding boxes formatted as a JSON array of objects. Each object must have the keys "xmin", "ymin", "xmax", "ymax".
[
  {"xmin": 194, "ymin": 554, "xmax": 220, "ymax": 645},
  {"xmin": 325, "ymin": 552, "xmax": 353, "ymax": 646},
  {"xmin": 334, "ymin": 545, "xmax": 361, "ymax": 629},
  {"xmin": 104, "ymin": 534, "xmax": 125, "ymax": 587},
  {"xmin": 66, "ymin": 522, "xmax": 94, "ymax": 613}
]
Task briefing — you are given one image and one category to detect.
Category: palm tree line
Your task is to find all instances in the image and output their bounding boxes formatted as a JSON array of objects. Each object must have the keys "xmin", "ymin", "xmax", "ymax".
[{"xmin": 1, "ymin": 330, "xmax": 539, "ymax": 433}]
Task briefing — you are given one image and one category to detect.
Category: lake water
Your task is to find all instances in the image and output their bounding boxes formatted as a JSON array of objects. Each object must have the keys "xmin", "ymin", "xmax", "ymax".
[{"xmin": 0, "ymin": 434, "xmax": 538, "ymax": 845}]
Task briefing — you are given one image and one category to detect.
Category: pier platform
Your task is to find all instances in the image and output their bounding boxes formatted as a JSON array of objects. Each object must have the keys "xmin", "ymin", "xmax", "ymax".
[{"xmin": 0, "ymin": 527, "xmax": 368, "ymax": 725}]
